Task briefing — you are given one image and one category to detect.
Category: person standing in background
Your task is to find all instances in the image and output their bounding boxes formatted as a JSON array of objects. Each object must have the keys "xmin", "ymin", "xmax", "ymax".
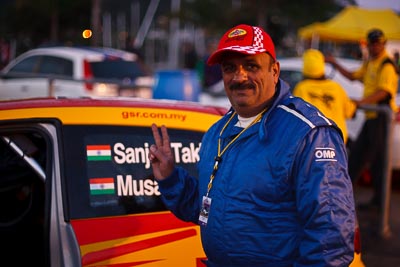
[
  {"xmin": 182, "ymin": 41, "xmax": 199, "ymax": 69},
  {"xmin": 293, "ymin": 49, "xmax": 357, "ymax": 144},
  {"xmin": 0, "ymin": 38, "xmax": 10, "ymax": 70},
  {"xmin": 325, "ymin": 28, "xmax": 399, "ymax": 209},
  {"xmin": 202, "ymin": 40, "xmax": 223, "ymax": 94},
  {"xmin": 394, "ymin": 51, "xmax": 400, "ymax": 68}
]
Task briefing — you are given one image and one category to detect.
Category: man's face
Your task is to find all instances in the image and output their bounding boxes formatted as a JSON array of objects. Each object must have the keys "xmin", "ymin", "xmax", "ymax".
[
  {"xmin": 220, "ymin": 52, "xmax": 280, "ymax": 117},
  {"xmin": 367, "ymin": 41, "xmax": 385, "ymax": 58}
]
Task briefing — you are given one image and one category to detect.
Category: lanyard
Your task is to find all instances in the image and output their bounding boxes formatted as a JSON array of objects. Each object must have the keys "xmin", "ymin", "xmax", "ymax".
[{"xmin": 205, "ymin": 108, "xmax": 267, "ymax": 197}]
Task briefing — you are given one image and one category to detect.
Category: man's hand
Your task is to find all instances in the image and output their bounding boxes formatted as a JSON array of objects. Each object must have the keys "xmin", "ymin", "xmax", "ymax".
[{"xmin": 149, "ymin": 123, "xmax": 175, "ymax": 180}]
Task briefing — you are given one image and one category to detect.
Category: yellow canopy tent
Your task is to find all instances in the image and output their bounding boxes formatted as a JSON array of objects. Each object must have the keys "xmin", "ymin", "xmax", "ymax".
[{"xmin": 298, "ymin": 6, "xmax": 400, "ymax": 42}]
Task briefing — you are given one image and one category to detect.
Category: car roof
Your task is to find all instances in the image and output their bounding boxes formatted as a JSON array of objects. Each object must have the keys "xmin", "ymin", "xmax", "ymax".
[
  {"xmin": 278, "ymin": 56, "xmax": 362, "ymax": 70},
  {"xmin": 5, "ymin": 46, "xmax": 139, "ymax": 66},
  {"xmin": 278, "ymin": 56, "xmax": 364, "ymax": 99},
  {"xmin": 0, "ymin": 97, "xmax": 228, "ymax": 132},
  {"xmin": 0, "ymin": 97, "xmax": 227, "ymax": 115}
]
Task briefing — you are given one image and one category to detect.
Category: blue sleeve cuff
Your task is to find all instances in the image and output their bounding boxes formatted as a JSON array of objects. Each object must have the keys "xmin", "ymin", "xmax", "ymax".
[{"xmin": 157, "ymin": 167, "xmax": 181, "ymax": 190}]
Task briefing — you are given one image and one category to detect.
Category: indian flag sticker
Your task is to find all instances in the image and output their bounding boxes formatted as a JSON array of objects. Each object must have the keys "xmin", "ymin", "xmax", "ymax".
[
  {"xmin": 89, "ymin": 178, "xmax": 115, "ymax": 195},
  {"xmin": 87, "ymin": 145, "xmax": 111, "ymax": 161}
]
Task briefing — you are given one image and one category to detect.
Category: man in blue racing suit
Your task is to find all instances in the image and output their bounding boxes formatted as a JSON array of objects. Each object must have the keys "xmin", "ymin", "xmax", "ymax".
[{"xmin": 149, "ymin": 24, "xmax": 355, "ymax": 267}]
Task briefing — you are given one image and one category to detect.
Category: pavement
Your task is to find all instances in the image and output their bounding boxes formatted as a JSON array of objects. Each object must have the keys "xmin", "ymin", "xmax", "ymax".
[{"xmin": 354, "ymin": 176, "xmax": 400, "ymax": 267}]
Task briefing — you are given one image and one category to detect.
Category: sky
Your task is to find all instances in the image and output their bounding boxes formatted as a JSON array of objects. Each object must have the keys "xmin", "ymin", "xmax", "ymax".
[{"xmin": 355, "ymin": 0, "xmax": 400, "ymax": 12}]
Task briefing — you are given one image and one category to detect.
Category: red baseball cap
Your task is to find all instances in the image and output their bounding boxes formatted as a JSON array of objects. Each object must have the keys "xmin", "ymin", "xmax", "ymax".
[{"xmin": 207, "ymin": 24, "xmax": 276, "ymax": 65}]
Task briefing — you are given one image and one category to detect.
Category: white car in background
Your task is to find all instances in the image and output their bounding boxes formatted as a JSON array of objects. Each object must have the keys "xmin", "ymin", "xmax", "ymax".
[
  {"xmin": 278, "ymin": 57, "xmax": 400, "ymax": 171},
  {"xmin": 0, "ymin": 46, "xmax": 154, "ymax": 99}
]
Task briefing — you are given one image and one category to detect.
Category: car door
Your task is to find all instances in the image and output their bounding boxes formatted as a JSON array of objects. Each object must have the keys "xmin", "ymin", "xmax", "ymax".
[
  {"xmin": 0, "ymin": 119, "xmax": 88, "ymax": 267},
  {"xmin": 62, "ymin": 124, "xmax": 208, "ymax": 266},
  {"xmin": 0, "ymin": 99, "xmax": 226, "ymax": 266}
]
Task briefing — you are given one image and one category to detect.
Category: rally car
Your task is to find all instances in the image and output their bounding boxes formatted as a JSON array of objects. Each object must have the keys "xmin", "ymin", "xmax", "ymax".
[
  {"xmin": 0, "ymin": 97, "xmax": 225, "ymax": 266},
  {"xmin": 0, "ymin": 97, "xmax": 364, "ymax": 266}
]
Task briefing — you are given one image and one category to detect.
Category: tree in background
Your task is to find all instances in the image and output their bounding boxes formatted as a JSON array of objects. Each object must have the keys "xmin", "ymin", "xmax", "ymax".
[{"xmin": 0, "ymin": 0, "xmax": 356, "ymax": 64}]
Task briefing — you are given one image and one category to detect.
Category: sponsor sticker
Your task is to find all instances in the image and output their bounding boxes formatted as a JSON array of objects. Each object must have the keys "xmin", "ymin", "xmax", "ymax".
[
  {"xmin": 314, "ymin": 147, "xmax": 337, "ymax": 162},
  {"xmin": 228, "ymin": 28, "xmax": 247, "ymax": 38},
  {"xmin": 87, "ymin": 145, "xmax": 112, "ymax": 161},
  {"xmin": 89, "ymin": 178, "xmax": 115, "ymax": 195}
]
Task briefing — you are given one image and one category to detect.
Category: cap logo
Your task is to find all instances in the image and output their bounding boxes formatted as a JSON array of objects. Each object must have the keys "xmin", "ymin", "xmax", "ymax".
[
  {"xmin": 206, "ymin": 24, "xmax": 276, "ymax": 65},
  {"xmin": 228, "ymin": 28, "xmax": 247, "ymax": 38}
]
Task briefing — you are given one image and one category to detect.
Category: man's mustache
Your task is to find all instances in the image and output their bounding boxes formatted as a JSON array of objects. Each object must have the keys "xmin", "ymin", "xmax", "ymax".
[{"xmin": 229, "ymin": 82, "xmax": 256, "ymax": 90}]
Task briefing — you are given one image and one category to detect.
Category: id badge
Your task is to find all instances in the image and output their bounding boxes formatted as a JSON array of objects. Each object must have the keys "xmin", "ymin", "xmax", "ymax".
[{"xmin": 198, "ymin": 196, "xmax": 212, "ymax": 226}]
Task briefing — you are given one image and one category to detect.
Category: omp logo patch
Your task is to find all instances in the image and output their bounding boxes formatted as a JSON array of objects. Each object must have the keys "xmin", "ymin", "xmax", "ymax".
[{"xmin": 314, "ymin": 147, "xmax": 337, "ymax": 162}]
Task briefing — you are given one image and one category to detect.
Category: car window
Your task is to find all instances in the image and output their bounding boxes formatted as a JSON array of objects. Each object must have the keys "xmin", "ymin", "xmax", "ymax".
[
  {"xmin": 8, "ymin": 55, "xmax": 41, "ymax": 74},
  {"xmin": 63, "ymin": 125, "xmax": 204, "ymax": 220},
  {"xmin": 38, "ymin": 56, "xmax": 73, "ymax": 77},
  {"xmin": 90, "ymin": 60, "xmax": 145, "ymax": 80},
  {"xmin": 0, "ymin": 129, "xmax": 48, "ymax": 266}
]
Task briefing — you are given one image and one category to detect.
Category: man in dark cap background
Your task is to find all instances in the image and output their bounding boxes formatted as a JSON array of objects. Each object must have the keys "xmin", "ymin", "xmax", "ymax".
[
  {"xmin": 149, "ymin": 24, "xmax": 355, "ymax": 266},
  {"xmin": 326, "ymin": 28, "xmax": 399, "ymax": 210}
]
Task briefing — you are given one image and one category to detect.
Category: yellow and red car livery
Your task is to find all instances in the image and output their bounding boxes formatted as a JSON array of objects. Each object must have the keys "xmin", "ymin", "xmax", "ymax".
[
  {"xmin": 0, "ymin": 97, "xmax": 364, "ymax": 267},
  {"xmin": 0, "ymin": 97, "xmax": 226, "ymax": 266},
  {"xmin": 74, "ymin": 213, "xmax": 205, "ymax": 266}
]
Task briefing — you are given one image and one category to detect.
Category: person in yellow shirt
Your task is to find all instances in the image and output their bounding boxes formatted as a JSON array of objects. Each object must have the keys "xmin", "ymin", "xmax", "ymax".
[
  {"xmin": 325, "ymin": 29, "xmax": 399, "ymax": 209},
  {"xmin": 293, "ymin": 49, "xmax": 357, "ymax": 144}
]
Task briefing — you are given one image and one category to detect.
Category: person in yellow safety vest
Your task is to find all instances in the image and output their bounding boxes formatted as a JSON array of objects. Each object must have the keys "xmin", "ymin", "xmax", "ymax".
[
  {"xmin": 325, "ymin": 29, "xmax": 399, "ymax": 209},
  {"xmin": 293, "ymin": 49, "xmax": 357, "ymax": 144}
]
